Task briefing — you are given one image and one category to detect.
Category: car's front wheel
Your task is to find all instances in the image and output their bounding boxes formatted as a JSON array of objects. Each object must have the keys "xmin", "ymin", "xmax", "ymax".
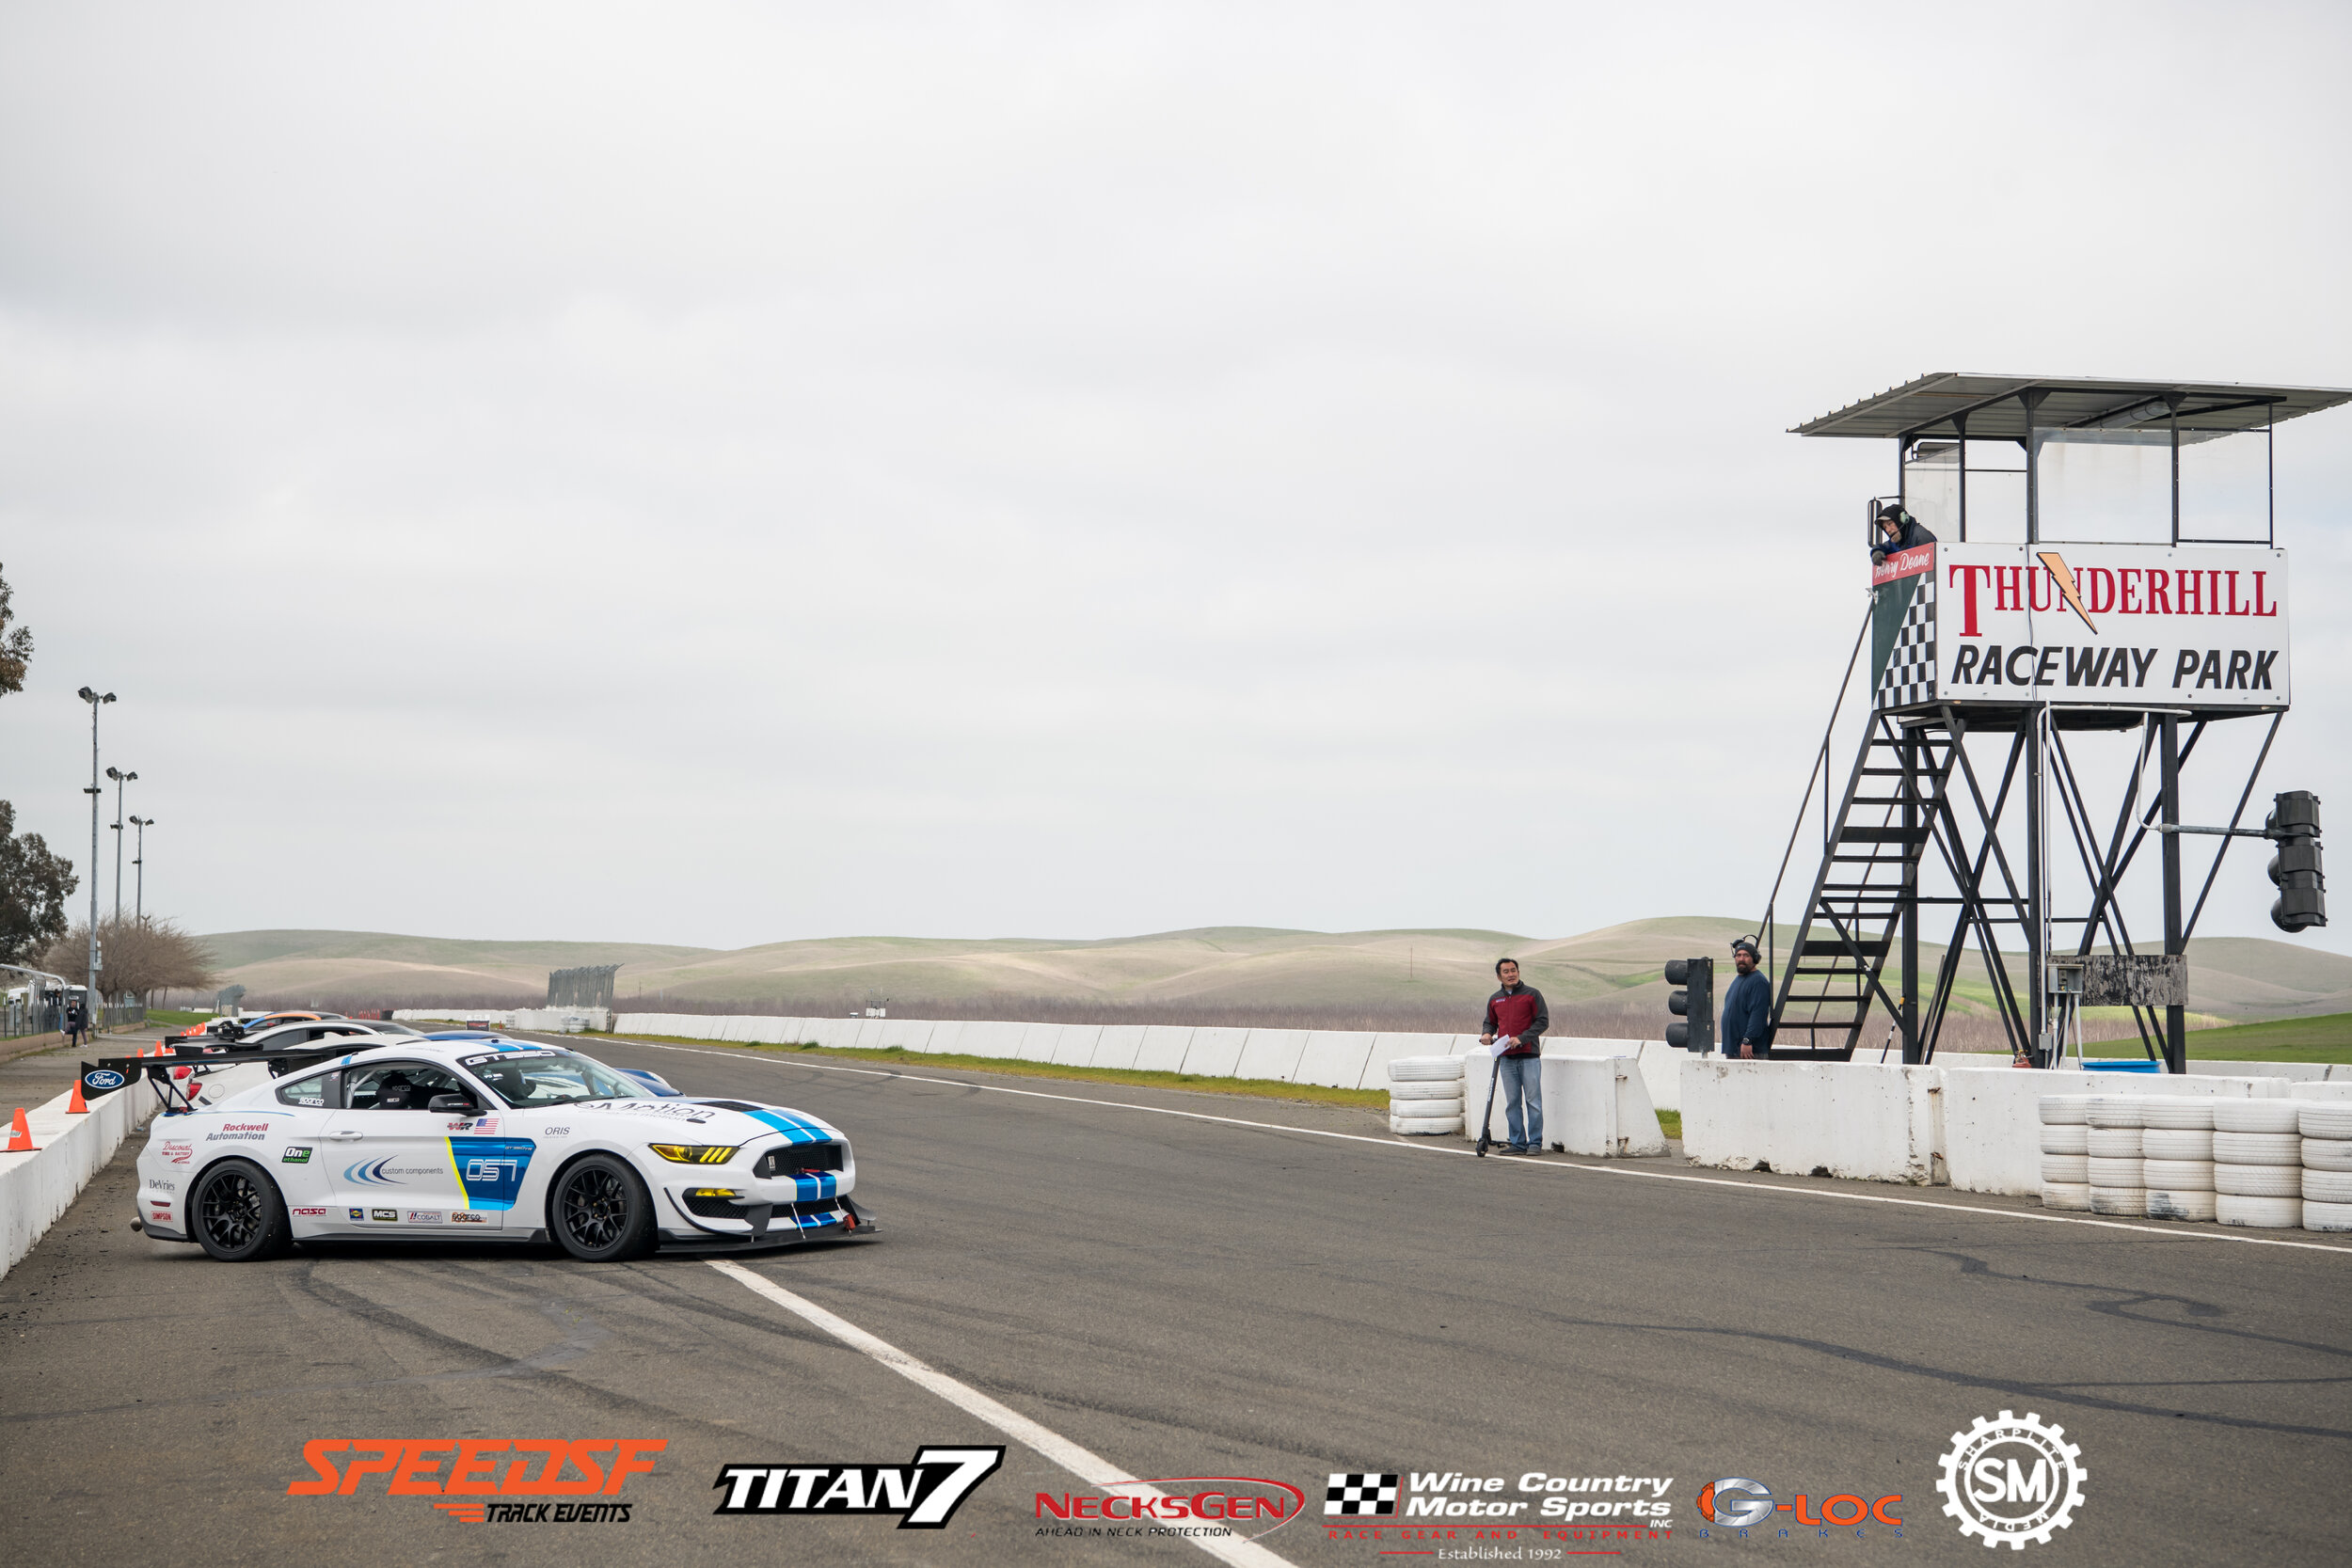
[
  {"xmin": 191, "ymin": 1159, "xmax": 294, "ymax": 1261},
  {"xmin": 549, "ymin": 1154, "xmax": 656, "ymax": 1261}
]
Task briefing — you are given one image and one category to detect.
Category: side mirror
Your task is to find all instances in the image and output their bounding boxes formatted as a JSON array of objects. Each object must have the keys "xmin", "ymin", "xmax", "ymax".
[{"xmin": 426, "ymin": 1094, "xmax": 478, "ymax": 1113}]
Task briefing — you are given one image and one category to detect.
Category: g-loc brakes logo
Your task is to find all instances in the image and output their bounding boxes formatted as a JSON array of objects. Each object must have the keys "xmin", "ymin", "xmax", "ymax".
[
  {"xmin": 713, "ymin": 1447, "xmax": 1003, "ymax": 1528},
  {"xmin": 1936, "ymin": 1411, "xmax": 2086, "ymax": 1549},
  {"xmin": 1696, "ymin": 1478, "xmax": 1901, "ymax": 1535}
]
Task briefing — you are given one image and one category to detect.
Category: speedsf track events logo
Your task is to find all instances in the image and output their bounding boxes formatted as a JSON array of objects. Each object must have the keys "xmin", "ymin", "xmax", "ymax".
[{"xmin": 289, "ymin": 1439, "xmax": 663, "ymax": 1524}]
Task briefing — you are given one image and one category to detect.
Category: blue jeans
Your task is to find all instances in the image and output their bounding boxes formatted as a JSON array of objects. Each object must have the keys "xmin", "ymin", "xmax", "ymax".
[{"xmin": 1498, "ymin": 1053, "xmax": 1543, "ymax": 1149}]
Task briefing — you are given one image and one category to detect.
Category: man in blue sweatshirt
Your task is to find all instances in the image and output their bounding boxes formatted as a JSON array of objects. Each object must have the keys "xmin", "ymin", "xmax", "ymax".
[{"xmin": 1720, "ymin": 937, "xmax": 1772, "ymax": 1060}]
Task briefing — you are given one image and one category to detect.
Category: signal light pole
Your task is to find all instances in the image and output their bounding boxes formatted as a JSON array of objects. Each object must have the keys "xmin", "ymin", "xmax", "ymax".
[
  {"xmin": 106, "ymin": 765, "xmax": 136, "ymax": 927},
  {"xmin": 77, "ymin": 687, "xmax": 116, "ymax": 1015},
  {"xmin": 129, "ymin": 816, "xmax": 153, "ymax": 921},
  {"xmin": 1664, "ymin": 957, "xmax": 1715, "ymax": 1053}
]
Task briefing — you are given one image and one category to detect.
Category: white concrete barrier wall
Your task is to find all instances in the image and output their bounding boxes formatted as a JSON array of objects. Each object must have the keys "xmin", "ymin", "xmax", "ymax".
[
  {"xmin": 1681, "ymin": 1060, "xmax": 1940, "ymax": 1184},
  {"xmin": 1542, "ymin": 1057, "xmax": 1667, "ymax": 1158},
  {"xmin": 1089, "ymin": 1025, "xmax": 1147, "ymax": 1071},
  {"xmin": 1234, "ymin": 1029, "xmax": 1311, "ymax": 1083},
  {"xmin": 599, "ymin": 1014, "xmax": 2341, "ymax": 1189},
  {"xmin": 601, "ymin": 1015, "xmax": 1684, "ymax": 1108},
  {"xmin": 1, "ymin": 1073, "xmax": 162, "ymax": 1278},
  {"xmin": 1295, "ymin": 1031, "xmax": 1374, "ymax": 1090}
]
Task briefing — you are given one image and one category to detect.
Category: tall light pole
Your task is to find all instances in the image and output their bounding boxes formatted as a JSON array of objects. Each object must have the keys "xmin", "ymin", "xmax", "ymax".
[
  {"xmin": 77, "ymin": 687, "xmax": 116, "ymax": 1014},
  {"xmin": 106, "ymin": 765, "xmax": 137, "ymax": 927},
  {"xmin": 130, "ymin": 816, "xmax": 153, "ymax": 921}
]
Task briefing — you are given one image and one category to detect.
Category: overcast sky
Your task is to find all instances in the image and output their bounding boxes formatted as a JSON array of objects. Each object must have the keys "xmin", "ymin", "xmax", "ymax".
[{"xmin": 3, "ymin": 2, "xmax": 2349, "ymax": 955}]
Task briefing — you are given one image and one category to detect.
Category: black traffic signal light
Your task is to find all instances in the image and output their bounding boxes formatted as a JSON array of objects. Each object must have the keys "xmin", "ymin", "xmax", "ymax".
[
  {"xmin": 2268, "ymin": 790, "xmax": 2326, "ymax": 932},
  {"xmin": 1664, "ymin": 957, "xmax": 1714, "ymax": 1052}
]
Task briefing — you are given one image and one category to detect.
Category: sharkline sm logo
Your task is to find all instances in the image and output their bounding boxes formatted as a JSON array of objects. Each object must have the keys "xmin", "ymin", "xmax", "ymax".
[
  {"xmin": 1937, "ymin": 1412, "xmax": 2086, "ymax": 1549},
  {"xmin": 713, "ymin": 1447, "xmax": 1003, "ymax": 1529}
]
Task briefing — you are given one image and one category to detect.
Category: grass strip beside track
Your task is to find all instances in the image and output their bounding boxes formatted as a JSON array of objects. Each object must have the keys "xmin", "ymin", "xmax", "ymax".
[
  {"xmin": 2087, "ymin": 1008, "xmax": 2352, "ymax": 1063},
  {"xmin": 603, "ymin": 1033, "xmax": 1391, "ymax": 1110}
]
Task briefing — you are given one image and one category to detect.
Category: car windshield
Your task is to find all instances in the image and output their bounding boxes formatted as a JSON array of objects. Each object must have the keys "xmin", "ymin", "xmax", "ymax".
[{"xmin": 463, "ymin": 1050, "xmax": 644, "ymax": 1109}]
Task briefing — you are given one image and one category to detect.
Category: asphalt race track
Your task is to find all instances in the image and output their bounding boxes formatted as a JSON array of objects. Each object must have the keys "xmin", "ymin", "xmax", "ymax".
[{"xmin": 4, "ymin": 1034, "xmax": 2346, "ymax": 1567}]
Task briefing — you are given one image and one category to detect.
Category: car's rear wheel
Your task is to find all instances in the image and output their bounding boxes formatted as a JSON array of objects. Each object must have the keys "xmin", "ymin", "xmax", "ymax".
[
  {"xmin": 192, "ymin": 1159, "xmax": 294, "ymax": 1261},
  {"xmin": 550, "ymin": 1154, "xmax": 656, "ymax": 1261}
]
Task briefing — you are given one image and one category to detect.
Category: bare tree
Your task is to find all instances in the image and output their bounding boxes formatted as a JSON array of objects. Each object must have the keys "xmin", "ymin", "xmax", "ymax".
[{"xmin": 40, "ymin": 917, "xmax": 218, "ymax": 1006}]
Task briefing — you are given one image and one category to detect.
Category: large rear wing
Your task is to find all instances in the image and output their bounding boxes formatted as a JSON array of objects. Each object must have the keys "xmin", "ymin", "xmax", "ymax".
[{"xmin": 79, "ymin": 1040, "xmax": 357, "ymax": 1115}]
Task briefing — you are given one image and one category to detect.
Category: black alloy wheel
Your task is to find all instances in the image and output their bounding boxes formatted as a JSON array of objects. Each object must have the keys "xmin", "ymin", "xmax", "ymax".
[
  {"xmin": 192, "ymin": 1159, "xmax": 294, "ymax": 1261},
  {"xmin": 551, "ymin": 1154, "xmax": 656, "ymax": 1261}
]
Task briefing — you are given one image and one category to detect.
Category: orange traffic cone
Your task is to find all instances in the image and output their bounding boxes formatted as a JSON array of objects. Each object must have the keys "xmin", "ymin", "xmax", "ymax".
[
  {"xmin": 6, "ymin": 1108, "xmax": 34, "ymax": 1151},
  {"xmin": 68, "ymin": 1078, "xmax": 88, "ymax": 1114}
]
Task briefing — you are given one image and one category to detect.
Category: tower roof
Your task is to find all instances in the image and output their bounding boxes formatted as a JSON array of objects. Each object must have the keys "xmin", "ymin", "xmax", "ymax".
[{"xmin": 1793, "ymin": 372, "xmax": 2352, "ymax": 441}]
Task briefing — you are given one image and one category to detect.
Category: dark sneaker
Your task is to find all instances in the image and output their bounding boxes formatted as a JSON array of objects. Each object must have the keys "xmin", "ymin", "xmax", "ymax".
[{"xmin": 1505, "ymin": 1144, "xmax": 1528, "ymax": 1154}]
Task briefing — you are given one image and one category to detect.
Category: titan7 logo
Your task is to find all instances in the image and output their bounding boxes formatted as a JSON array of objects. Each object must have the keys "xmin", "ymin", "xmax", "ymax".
[{"xmin": 713, "ymin": 1447, "xmax": 1005, "ymax": 1528}]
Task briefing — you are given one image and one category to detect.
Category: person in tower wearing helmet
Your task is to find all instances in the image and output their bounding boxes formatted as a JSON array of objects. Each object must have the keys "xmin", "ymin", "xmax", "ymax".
[
  {"xmin": 1871, "ymin": 502, "xmax": 1937, "ymax": 562},
  {"xmin": 1720, "ymin": 937, "xmax": 1773, "ymax": 1060},
  {"xmin": 1479, "ymin": 958, "xmax": 1549, "ymax": 1154}
]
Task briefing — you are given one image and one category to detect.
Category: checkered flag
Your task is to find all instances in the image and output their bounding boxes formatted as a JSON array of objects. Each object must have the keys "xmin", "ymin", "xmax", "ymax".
[
  {"xmin": 1876, "ymin": 573, "xmax": 1938, "ymax": 710},
  {"xmin": 1326, "ymin": 1473, "xmax": 1400, "ymax": 1516}
]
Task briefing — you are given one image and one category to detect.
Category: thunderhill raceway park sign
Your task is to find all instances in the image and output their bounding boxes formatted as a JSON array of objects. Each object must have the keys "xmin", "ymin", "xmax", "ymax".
[{"xmin": 1871, "ymin": 544, "xmax": 2290, "ymax": 712}]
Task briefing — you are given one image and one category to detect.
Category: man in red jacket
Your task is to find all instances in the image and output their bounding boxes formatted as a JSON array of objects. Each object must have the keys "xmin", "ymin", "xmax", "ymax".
[{"xmin": 1479, "ymin": 958, "xmax": 1550, "ymax": 1154}]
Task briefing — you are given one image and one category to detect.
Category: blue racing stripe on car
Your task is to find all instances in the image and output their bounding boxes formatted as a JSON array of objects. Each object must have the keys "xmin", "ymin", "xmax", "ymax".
[
  {"xmin": 787, "ymin": 1173, "xmax": 838, "ymax": 1202},
  {"xmin": 744, "ymin": 1109, "xmax": 828, "ymax": 1144}
]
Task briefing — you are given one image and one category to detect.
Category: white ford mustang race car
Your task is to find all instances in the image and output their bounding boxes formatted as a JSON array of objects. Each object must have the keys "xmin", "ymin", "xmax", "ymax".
[{"xmin": 94, "ymin": 1037, "xmax": 872, "ymax": 1262}]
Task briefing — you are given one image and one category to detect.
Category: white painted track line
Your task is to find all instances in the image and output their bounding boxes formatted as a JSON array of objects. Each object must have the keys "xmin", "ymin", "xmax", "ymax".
[
  {"xmin": 608, "ymin": 1037, "xmax": 2352, "ymax": 1257},
  {"xmin": 707, "ymin": 1259, "xmax": 1298, "ymax": 1567}
]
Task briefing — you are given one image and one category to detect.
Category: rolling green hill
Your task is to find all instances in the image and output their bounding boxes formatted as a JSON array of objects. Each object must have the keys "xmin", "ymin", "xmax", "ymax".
[{"xmin": 194, "ymin": 920, "xmax": 2352, "ymax": 1024}]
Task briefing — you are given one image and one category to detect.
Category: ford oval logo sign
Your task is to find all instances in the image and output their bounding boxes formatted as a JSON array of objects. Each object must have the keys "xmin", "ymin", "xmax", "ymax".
[{"xmin": 85, "ymin": 1069, "xmax": 125, "ymax": 1090}]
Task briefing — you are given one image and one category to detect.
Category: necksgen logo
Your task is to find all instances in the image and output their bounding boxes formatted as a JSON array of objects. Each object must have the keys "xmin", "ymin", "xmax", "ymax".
[
  {"xmin": 290, "ymin": 1438, "xmax": 664, "ymax": 1526},
  {"xmin": 1036, "ymin": 1476, "xmax": 1306, "ymax": 1540},
  {"xmin": 713, "ymin": 1447, "xmax": 1004, "ymax": 1529}
]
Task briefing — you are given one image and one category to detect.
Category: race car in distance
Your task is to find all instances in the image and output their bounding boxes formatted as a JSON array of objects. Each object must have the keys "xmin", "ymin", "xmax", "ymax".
[{"xmin": 110, "ymin": 1037, "xmax": 870, "ymax": 1262}]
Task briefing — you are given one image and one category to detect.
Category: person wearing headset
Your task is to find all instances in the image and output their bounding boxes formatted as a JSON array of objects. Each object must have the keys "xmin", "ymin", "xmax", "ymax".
[
  {"xmin": 1871, "ymin": 502, "xmax": 1937, "ymax": 562},
  {"xmin": 1720, "ymin": 937, "xmax": 1773, "ymax": 1061}
]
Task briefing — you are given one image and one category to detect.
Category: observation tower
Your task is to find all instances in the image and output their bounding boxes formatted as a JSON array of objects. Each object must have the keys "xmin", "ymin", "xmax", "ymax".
[{"xmin": 1759, "ymin": 372, "xmax": 2346, "ymax": 1071}]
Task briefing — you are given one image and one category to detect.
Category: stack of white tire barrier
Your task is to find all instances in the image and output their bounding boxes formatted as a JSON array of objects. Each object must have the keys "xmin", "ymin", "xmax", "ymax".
[
  {"xmin": 2299, "ymin": 1102, "xmax": 2352, "ymax": 1233},
  {"xmin": 2212, "ymin": 1100, "xmax": 2303, "ymax": 1228},
  {"xmin": 2038, "ymin": 1095, "xmax": 2091, "ymax": 1212},
  {"xmin": 2084, "ymin": 1096, "xmax": 2148, "ymax": 1216},
  {"xmin": 2138, "ymin": 1100, "xmax": 2217, "ymax": 1223},
  {"xmin": 1388, "ymin": 1055, "xmax": 1466, "ymax": 1135}
]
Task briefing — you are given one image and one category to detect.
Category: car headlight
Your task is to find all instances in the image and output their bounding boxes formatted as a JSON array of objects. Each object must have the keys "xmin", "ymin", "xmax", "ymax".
[{"xmin": 647, "ymin": 1143, "xmax": 741, "ymax": 1164}]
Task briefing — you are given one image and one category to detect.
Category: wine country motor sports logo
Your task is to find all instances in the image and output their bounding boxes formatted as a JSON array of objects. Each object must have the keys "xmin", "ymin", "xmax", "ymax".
[
  {"xmin": 1936, "ymin": 1411, "xmax": 2086, "ymax": 1549},
  {"xmin": 1694, "ymin": 1477, "xmax": 1902, "ymax": 1539},
  {"xmin": 713, "ymin": 1447, "xmax": 1004, "ymax": 1528},
  {"xmin": 290, "ymin": 1439, "xmax": 665, "ymax": 1525},
  {"xmin": 1323, "ymin": 1470, "xmax": 1675, "ymax": 1551}
]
